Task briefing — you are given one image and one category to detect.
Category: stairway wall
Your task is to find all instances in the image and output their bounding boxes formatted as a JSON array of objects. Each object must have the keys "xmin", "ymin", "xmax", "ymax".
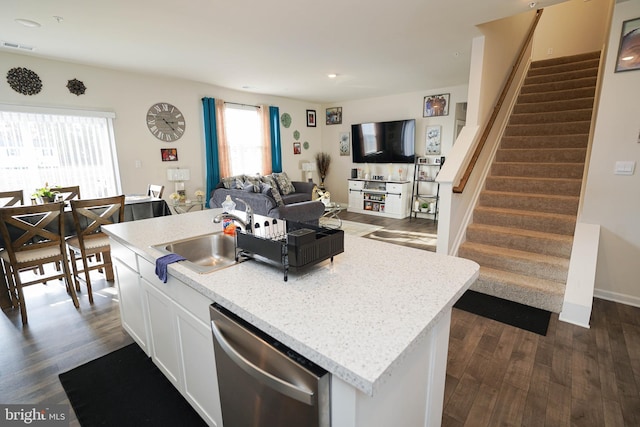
[{"xmin": 458, "ymin": 51, "xmax": 600, "ymax": 313}]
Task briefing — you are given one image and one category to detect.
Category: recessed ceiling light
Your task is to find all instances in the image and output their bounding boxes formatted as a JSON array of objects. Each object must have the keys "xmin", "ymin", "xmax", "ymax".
[
  {"xmin": 53, "ymin": 16, "xmax": 64, "ymax": 24},
  {"xmin": 15, "ymin": 18, "xmax": 41, "ymax": 28},
  {"xmin": 529, "ymin": 2, "xmax": 537, "ymax": 8},
  {"xmin": 327, "ymin": 73, "xmax": 337, "ymax": 79}
]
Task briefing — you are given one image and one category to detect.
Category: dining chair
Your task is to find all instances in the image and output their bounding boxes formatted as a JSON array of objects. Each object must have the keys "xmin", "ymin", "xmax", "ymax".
[
  {"xmin": 0, "ymin": 190, "xmax": 24, "ymax": 207},
  {"xmin": 147, "ymin": 184, "xmax": 164, "ymax": 198},
  {"xmin": 55, "ymin": 186, "xmax": 81, "ymax": 201},
  {"xmin": 66, "ymin": 195, "xmax": 125, "ymax": 304},
  {"xmin": 0, "ymin": 202, "xmax": 79, "ymax": 324}
]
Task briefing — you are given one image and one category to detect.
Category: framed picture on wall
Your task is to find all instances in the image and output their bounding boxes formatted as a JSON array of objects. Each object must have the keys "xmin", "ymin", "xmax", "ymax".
[
  {"xmin": 293, "ymin": 142, "xmax": 301, "ymax": 154},
  {"xmin": 326, "ymin": 107, "xmax": 342, "ymax": 125},
  {"xmin": 339, "ymin": 132, "xmax": 350, "ymax": 156},
  {"xmin": 306, "ymin": 110, "xmax": 316, "ymax": 127},
  {"xmin": 423, "ymin": 93, "xmax": 450, "ymax": 117},
  {"xmin": 615, "ymin": 17, "xmax": 640, "ymax": 73},
  {"xmin": 425, "ymin": 125, "xmax": 441, "ymax": 154},
  {"xmin": 161, "ymin": 148, "xmax": 178, "ymax": 161}
]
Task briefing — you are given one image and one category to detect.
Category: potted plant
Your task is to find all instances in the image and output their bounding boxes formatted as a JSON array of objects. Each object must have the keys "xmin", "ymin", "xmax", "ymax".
[
  {"xmin": 32, "ymin": 183, "xmax": 59, "ymax": 203},
  {"xmin": 420, "ymin": 202, "xmax": 429, "ymax": 213},
  {"xmin": 315, "ymin": 152, "xmax": 331, "ymax": 189}
]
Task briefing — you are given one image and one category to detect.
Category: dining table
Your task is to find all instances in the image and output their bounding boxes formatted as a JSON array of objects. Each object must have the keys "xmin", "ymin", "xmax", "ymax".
[{"xmin": 0, "ymin": 196, "xmax": 172, "ymax": 309}]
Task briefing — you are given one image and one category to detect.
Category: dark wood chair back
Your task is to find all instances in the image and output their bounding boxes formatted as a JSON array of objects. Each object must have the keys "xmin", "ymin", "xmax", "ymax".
[
  {"xmin": 67, "ymin": 195, "xmax": 125, "ymax": 304},
  {"xmin": 0, "ymin": 202, "xmax": 79, "ymax": 323},
  {"xmin": 55, "ymin": 186, "xmax": 81, "ymax": 201},
  {"xmin": 0, "ymin": 190, "xmax": 24, "ymax": 207}
]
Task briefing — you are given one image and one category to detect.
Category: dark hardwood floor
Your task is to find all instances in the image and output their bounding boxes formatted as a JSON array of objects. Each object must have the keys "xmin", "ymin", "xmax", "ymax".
[
  {"xmin": 340, "ymin": 210, "xmax": 439, "ymax": 234},
  {"xmin": 1, "ymin": 214, "xmax": 638, "ymax": 426}
]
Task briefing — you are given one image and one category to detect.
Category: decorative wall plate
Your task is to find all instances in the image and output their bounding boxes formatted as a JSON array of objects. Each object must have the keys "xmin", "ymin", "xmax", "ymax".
[
  {"xmin": 7, "ymin": 67, "xmax": 42, "ymax": 95},
  {"xmin": 66, "ymin": 78, "xmax": 86, "ymax": 96},
  {"xmin": 303, "ymin": 141, "xmax": 309, "ymax": 150},
  {"xmin": 280, "ymin": 112, "xmax": 292, "ymax": 128},
  {"xmin": 293, "ymin": 130, "xmax": 300, "ymax": 140}
]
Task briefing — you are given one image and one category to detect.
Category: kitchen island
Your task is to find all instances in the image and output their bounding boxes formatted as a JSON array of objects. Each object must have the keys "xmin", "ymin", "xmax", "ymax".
[{"xmin": 103, "ymin": 209, "xmax": 479, "ymax": 427}]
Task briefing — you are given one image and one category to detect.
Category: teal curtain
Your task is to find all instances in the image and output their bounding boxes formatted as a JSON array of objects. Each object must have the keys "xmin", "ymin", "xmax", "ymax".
[
  {"xmin": 269, "ymin": 106, "xmax": 282, "ymax": 173},
  {"xmin": 202, "ymin": 97, "xmax": 219, "ymax": 208}
]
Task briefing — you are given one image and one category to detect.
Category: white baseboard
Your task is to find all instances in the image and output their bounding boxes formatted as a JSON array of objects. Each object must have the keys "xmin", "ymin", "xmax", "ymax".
[{"xmin": 593, "ymin": 288, "xmax": 640, "ymax": 308}]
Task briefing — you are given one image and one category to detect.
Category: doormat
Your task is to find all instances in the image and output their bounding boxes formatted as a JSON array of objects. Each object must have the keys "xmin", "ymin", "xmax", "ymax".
[
  {"xmin": 363, "ymin": 229, "xmax": 437, "ymax": 252},
  {"xmin": 453, "ymin": 290, "xmax": 551, "ymax": 336},
  {"xmin": 59, "ymin": 344, "xmax": 207, "ymax": 427}
]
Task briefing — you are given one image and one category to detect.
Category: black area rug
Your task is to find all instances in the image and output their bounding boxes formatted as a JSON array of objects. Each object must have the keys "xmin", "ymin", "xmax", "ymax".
[
  {"xmin": 454, "ymin": 290, "xmax": 551, "ymax": 336},
  {"xmin": 59, "ymin": 344, "xmax": 207, "ymax": 427}
]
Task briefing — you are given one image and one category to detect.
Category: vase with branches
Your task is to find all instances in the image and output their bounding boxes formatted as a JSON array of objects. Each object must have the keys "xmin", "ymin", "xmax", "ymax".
[{"xmin": 315, "ymin": 152, "xmax": 331, "ymax": 189}]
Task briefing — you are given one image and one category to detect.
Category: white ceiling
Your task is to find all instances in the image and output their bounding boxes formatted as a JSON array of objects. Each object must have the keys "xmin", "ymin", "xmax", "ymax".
[{"xmin": 1, "ymin": 0, "xmax": 567, "ymax": 104}]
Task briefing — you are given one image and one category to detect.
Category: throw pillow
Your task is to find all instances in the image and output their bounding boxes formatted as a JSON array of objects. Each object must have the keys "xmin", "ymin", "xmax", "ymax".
[
  {"xmin": 242, "ymin": 182, "xmax": 255, "ymax": 192},
  {"xmin": 245, "ymin": 176, "xmax": 261, "ymax": 192},
  {"xmin": 272, "ymin": 172, "xmax": 295, "ymax": 195},
  {"xmin": 235, "ymin": 177, "xmax": 246, "ymax": 189},
  {"xmin": 260, "ymin": 175, "xmax": 284, "ymax": 206},
  {"xmin": 221, "ymin": 176, "xmax": 237, "ymax": 189}
]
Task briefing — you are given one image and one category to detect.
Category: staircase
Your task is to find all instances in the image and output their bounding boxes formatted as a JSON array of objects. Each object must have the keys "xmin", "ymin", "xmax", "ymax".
[{"xmin": 458, "ymin": 51, "xmax": 600, "ymax": 313}]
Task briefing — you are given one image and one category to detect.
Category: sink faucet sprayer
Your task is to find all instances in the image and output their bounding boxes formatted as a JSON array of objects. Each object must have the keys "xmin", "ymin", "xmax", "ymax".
[{"xmin": 213, "ymin": 197, "xmax": 253, "ymax": 234}]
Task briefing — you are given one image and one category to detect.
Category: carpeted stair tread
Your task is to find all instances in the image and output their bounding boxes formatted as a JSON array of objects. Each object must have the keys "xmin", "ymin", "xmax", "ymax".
[
  {"xmin": 512, "ymin": 97, "xmax": 595, "ymax": 114},
  {"xmin": 508, "ymin": 108, "xmax": 593, "ymax": 125},
  {"xmin": 459, "ymin": 241, "xmax": 569, "ymax": 282},
  {"xmin": 473, "ymin": 206, "xmax": 577, "ymax": 235},
  {"xmin": 495, "ymin": 147, "xmax": 587, "ymax": 163},
  {"xmin": 504, "ymin": 121, "xmax": 591, "ymax": 136},
  {"xmin": 520, "ymin": 76, "xmax": 597, "ymax": 94},
  {"xmin": 485, "ymin": 176, "xmax": 582, "ymax": 196},
  {"xmin": 466, "ymin": 223, "xmax": 573, "ymax": 258},
  {"xmin": 517, "ymin": 86, "xmax": 596, "ymax": 104},
  {"xmin": 524, "ymin": 67, "xmax": 598, "ymax": 85},
  {"xmin": 500, "ymin": 134, "xmax": 589, "ymax": 149},
  {"xmin": 470, "ymin": 267, "xmax": 565, "ymax": 313},
  {"xmin": 479, "ymin": 190, "xmax": 579, "ymax": 215},
  {"xmin": 491, "ymin": 162, "xmax": 585, "ymax": 179},
  {"xmin": 529, "ymin": 51, "xmax": 600, "ymax": 69}
]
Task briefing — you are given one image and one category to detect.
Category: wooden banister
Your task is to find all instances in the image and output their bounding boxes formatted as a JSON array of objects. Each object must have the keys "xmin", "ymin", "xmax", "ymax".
[{"xmin": 453, "ymin": 9, "xmax": 543, "ymax": 193}]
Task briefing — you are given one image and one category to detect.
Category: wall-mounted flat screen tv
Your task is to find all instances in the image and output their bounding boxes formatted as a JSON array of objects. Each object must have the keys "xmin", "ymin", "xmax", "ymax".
[{"xmin": 351, "ymin": 119, "xmax": 416, "ymax": 163}]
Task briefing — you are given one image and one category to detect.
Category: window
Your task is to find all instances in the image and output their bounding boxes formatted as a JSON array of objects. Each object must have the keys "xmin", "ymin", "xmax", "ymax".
[
  {"xmin": 0, "ymin": 108, "xmax": 120, "ymax": 199},
  {"xmin": 221, "ymin": 103, "xmax": 270, "ymax": 176}
]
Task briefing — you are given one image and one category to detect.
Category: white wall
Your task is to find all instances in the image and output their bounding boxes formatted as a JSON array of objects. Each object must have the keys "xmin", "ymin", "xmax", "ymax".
[
  {"xmin": 0, "ymin": 51, "xmax": 322, "ymax": 199},
  {"xmin": 583, "ymin": 0, "xmax": 640, "ymax": 306},
  {"xmin": 532, "ymin": 0, "xmax": 611, "ymax": 61},
  {"xmin": 320, "ymin": 85, "xmax": 468, "ymax": 205}
]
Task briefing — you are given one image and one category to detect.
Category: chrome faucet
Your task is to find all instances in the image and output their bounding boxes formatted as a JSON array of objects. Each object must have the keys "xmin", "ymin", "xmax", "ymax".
[{"xmin": 213, "ymin": 197, "xmax": 253, "ymax": 234}]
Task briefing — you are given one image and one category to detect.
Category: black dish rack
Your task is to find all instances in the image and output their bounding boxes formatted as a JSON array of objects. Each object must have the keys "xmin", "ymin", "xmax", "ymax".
[{"xmin": 235, "ymin": 222, "xmax": 344, "ymax": 281}]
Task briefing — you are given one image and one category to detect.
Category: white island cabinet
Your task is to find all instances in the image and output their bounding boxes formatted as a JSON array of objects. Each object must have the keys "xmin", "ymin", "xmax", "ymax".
[{"xmin": 103, "ymin": 209, "xmax": 479, "ymax": 427}]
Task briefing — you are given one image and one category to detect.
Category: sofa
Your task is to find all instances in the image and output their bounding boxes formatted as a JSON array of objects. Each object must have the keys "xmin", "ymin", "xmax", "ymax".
[{"xmin": 209, "ymin": 173, "xmax": 325, "ymax": 225}]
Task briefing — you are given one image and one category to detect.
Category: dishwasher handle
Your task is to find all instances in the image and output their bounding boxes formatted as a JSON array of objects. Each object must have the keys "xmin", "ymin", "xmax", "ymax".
[{"xmin": 211, "ymin": 319, "xmax": 315, "ymax": 406}]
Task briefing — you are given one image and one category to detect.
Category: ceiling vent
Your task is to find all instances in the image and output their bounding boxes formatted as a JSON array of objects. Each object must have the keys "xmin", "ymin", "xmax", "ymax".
[{"xmin": 2, "ymin": 41, "xmax": 35, "ymax": 51}]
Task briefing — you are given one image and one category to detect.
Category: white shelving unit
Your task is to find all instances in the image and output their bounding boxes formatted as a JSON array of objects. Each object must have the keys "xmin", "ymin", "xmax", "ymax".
[{"xmin": 347, "ymin": 179, "xmax": 411, "ymax": 219}]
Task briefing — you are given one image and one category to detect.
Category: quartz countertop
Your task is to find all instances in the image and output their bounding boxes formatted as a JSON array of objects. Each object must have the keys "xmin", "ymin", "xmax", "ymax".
[{"xmin": 103, "ymin": 209, "xmax": 479, "ymax": 396}]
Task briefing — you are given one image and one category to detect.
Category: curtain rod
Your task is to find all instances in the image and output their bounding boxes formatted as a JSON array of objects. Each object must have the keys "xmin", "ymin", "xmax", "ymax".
[{"xmin": 224, "ymin": 101, "xmax": 261, "ymax": 108}]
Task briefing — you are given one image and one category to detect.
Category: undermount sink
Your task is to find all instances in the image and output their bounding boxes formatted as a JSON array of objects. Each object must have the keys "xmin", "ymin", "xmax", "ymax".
[{"xmin": 152, "ymin": 232, "xmax": 238, "ymax": 274}]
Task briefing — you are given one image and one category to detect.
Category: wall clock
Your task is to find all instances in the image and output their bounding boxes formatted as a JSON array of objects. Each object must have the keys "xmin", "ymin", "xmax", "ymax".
[{"xmin": 146, "ymin": 102, "xmax": 185, "ymax": 142}]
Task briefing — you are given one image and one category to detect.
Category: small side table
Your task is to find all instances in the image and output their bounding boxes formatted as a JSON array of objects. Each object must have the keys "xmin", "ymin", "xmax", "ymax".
[
  {"xmin": 172, "ymin": 200, "xmax": 205, "ymax": 214},
  {"xmin": 320, "ymin": 202, "xmax": 344, "ymax": 229}
]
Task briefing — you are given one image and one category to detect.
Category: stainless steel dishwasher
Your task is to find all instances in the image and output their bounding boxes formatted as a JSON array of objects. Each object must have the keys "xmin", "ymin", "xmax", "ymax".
[{"xmin": 210, "ymin": 303, "xmax": 330, "ymax": 427}]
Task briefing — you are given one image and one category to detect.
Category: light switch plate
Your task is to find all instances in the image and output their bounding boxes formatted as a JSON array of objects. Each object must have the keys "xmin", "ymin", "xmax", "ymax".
[{"xmin": 614, "ymin": 161, "xmax": 635, "ymax": 175}]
